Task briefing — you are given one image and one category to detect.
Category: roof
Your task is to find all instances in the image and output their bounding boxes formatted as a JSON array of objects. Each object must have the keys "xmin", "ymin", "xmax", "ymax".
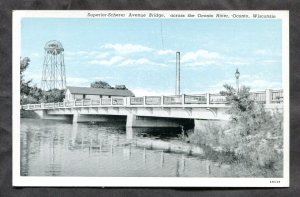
[{"xmin": 66, "ymin": 86, "xmax": 135, "ymax": 97}]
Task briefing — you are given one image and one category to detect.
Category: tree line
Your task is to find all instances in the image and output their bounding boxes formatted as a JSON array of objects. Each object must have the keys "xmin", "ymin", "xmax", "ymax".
[
  {"xmin": 20, "ymin": 57, "xmax": 124, "ymax": 105},
  {"xmin": 20, "ymin": 57, "xmax": 65, "ymax": 104}
]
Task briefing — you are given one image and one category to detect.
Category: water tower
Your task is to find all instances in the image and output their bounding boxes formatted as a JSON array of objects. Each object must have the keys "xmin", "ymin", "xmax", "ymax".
[{"xmin": 41, "ymin": 40, "xmax": 66, "ymax": 90}]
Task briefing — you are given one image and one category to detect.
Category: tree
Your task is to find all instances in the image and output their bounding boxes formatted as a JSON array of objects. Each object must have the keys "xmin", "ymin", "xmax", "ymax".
[
  {"xmin": 220, "ymin": 84, "xmax": 277, "ymax": 136},
  {"xmin": 42, "ymin": 89, "xmax": 65, "ymax": 103},
  {"xmin": 90, "ymin": 81, "xmax": 112, "ymax": 89},
  {"xmin": 20, "ymin": 57, "xmax": 66, "ymax": 104},
  {"xmin": 220, "ymin": 84, "xmax": 283, "ymax": 168},
  {"xmin": 188, "ymin": 83, "xmax": 283, "ymax": 170},
  {"xmin": 20, "ymin": 57, "xmax": 30, "ymax": 74},
  {"xmin": 20, "ymin": 57, "xmax": 32, "ymax": 104}
]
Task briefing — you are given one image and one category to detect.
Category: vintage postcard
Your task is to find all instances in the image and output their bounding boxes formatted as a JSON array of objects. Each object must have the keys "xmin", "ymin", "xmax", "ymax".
[{"xmin": 13, "ymin": 10, "xmax": 289, "ymax": 187}]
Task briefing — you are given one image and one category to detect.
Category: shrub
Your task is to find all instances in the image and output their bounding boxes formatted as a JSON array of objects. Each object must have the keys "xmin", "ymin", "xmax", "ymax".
[{"xmin": 188, "ymin": 84, "xmax": 283, "ymax": 170}]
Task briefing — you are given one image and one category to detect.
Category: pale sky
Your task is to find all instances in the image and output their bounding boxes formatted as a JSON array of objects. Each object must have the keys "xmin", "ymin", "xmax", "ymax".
[{"xmin": 21, "ymin": 18, "xmax": 282, "ymax": 96}]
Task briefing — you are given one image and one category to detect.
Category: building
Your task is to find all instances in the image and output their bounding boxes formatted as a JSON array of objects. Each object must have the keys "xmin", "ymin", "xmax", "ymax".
[{"xmin": 64, "ymin": 86, "xmax": 135, "ymax": 100}]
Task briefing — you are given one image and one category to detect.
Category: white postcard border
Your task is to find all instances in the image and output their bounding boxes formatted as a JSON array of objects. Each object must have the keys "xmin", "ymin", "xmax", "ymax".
[{"xmin": 12, "ymin": 10, "xmax": 289, "ymax": 187}]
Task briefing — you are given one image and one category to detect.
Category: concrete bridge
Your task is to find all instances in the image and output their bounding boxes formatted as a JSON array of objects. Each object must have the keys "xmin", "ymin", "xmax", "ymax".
[{"xmin": 21, "ymin": 89, "xmax": 283, "ymax": 130}]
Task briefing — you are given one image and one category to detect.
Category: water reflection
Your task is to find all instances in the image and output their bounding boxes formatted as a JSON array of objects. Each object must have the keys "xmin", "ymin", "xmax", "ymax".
[
  {"xmin": 21, "ymin": 119, "xmax": 268, "ymax": 177},
  {"xmin": 126, "ymin": 127, "xmax": 182, "ymax": 140},
  {"xmin": 126, "ymin": 127, "xmax": 135, "ymax": 140},
  {"xmin": 143, "ymin": 148, "xmax": 146, "ymax": 163}
]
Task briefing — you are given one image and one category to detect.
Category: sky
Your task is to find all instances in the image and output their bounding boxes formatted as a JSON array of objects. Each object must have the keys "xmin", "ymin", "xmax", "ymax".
[{"xmin": 21, "ymin": 18, "xmax": 282, "ymax": 96}]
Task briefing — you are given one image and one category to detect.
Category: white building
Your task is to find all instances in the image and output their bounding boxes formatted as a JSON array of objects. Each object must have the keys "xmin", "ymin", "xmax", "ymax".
[{"xmin": 64, "ymin": 86, "xmax": 135, "ymax": 100}]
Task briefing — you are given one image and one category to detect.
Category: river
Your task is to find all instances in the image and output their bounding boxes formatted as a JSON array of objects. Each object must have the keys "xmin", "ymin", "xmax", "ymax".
[{"xmin": 20, "ymin": 118, "xmax": 274, "ymax": 177}]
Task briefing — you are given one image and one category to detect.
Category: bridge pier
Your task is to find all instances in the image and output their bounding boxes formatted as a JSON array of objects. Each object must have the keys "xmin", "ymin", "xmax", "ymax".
[
  {"xmin": 126, "ymin": 114, "xmax": 180, "ymax": 128},
  {"xmin": 34, "ymin": 109, "xmax": 45, "ymax": 119}
]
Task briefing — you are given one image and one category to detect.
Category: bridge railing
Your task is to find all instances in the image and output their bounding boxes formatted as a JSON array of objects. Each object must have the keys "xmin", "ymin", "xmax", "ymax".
[
  {"xmin": 28, "ymin": 104, "xmax": 35, "ymax": 110},
  {"xmin": 34, "ymin": 104, "xmax": 42, "ymax": 109},
  {"xmin": 92, "ymin": 99, "xmax": 101, "ymax": 105},
  {"xmin": 83, "ymin": 99, "xmax": 92, "ymax": 106},
  {"xmin": 145, "ymin": 96, "xmax": 161, "ymax": 105},
  {"xmin": 44, "ymin": 103, "xmax": 54, "ymax": 109},
  {"xmin": 101, "ymin": 98, "xmax": 112, "ymax": 105},
  {"xmin": 21, "ymin": 89, "xmax": 283, "ymax": 110},
  {"xmin": 271, "ymin": 90, "xmax": 283, "ymax": 103},
  {"xmin": 184, "ymin": 94, "xmax": 207, "ymax": 104},
  {"xmin": 250, "ymin": 91, "xmax": 266, "ymax": 103},
  {"xmin": 130, "ymin": 97, "xmax": 144, "ymax": 105},
  {"xmin": 112, "ymin": 98, "xmax": 124, "ymax": 105},
  {"xmin": 209, "ymin": 94, "xmax": 227, "ymax": 104},
  {"xmin": 163, "ymin": 95, "xmax": 182, "ymax": 105},
  {"xmin": 65, "ymin": 100, "xmax": 74, "ymax": 107},
  {"xmin": 248, "ymin": 90, "xmax": 283, "ymax": 104},
  {"xmin": 21, "ymin": 105, "xmax": 28, "ymax": 110},
  {"xmin": 75, "ymin": 100, "xmax": 83, "ymax": 106}
]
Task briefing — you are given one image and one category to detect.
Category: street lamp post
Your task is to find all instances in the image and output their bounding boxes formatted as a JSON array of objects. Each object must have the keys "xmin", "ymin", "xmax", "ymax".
[{"xmin": 235, "ymin": 68, "xmax": 240, "ymax": 93}]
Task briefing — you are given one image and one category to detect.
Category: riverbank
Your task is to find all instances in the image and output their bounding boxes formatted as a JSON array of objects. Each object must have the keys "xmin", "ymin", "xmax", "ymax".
[
  {"xmin": 124, "ymin": 127, "xmax": 282, "ymax": 177},
  {"xmin": 101, "ymin": 131, "xmax": 282, "ymax": 177},
  {"xmin": 128, "ymin": 138, "xmax": 204, "ymax": 156},
  {"xmin": 186, "ymin": 125, "xmax": 283, "ymax": 178}
]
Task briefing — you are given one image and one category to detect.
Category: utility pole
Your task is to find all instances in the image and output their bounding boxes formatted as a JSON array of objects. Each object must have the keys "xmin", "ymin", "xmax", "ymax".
[
  {"xmin": 235, "ymin": 68, "xmax": 240, "ymax": 93},
  {"xmin": 176, "ymin": 52, "xmax": 180, "ymax": 95}
]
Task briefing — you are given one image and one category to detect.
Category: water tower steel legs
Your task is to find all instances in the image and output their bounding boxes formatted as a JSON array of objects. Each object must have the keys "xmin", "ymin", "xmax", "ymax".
[{"xmin": 41, "ymin": 40, "xmax": 66, "ymax": 90}]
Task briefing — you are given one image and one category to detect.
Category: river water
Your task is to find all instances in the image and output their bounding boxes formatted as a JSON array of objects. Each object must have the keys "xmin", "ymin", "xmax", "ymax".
[{"xmin": 20, "ymin": 118, "xmax": 274, "ymax": 177}]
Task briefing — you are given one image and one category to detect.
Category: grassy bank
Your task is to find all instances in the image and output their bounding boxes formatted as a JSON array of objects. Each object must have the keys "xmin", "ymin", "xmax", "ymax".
[{"xmin": 186, "ymin": 118, "xmax": 283, "ymax": 177}]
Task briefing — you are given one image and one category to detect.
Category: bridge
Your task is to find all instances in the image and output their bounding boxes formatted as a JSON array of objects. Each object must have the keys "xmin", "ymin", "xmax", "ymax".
[{"xmin": 21, "ymin": 89, "xmax": 283, "ymax": 130}]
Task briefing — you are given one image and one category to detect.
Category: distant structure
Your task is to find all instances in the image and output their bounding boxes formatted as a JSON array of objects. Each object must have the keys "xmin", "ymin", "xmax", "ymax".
[
  {"xmin": 64, "ymin": 86, "xmax": 135, "ymax": 100},
  {"xmin": 175, "ymin": 52, "xmax": 181, "ymax": 95},
  {"xmin": 41, "ymin": 40, "xmax": 66, "ymax": 90},
  {"xmin": 115, "ymin": 85, "xmax": 127, "ymax": 90}
]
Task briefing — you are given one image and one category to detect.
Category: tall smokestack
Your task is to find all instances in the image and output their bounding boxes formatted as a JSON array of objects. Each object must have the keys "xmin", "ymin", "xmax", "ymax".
[{"xmin": 176, "ymin": 52, "xmax": 180, "ymax": 95}]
